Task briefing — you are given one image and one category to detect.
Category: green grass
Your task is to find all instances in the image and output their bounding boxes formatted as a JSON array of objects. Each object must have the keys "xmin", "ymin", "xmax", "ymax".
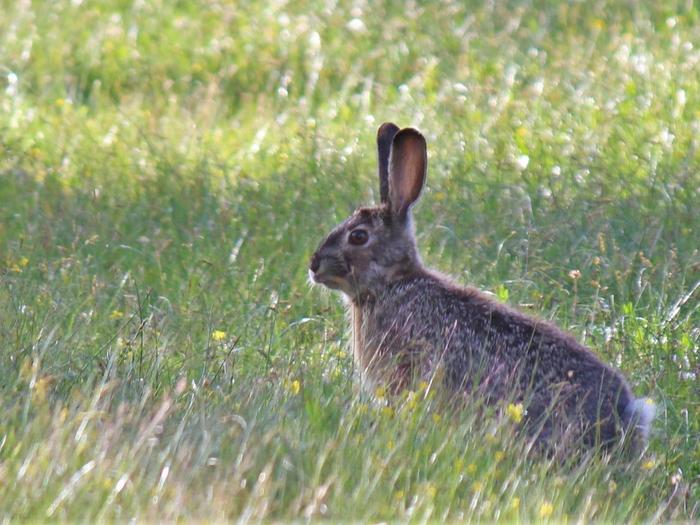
[{"xmin": 1, "ymin": 0, "xmax": 699, "ymax": 521}]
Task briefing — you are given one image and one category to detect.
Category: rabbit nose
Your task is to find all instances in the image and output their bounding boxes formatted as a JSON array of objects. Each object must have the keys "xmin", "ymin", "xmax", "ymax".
[{"xmin": 309, "ymin": 253, "xmax": 320, "ymax": 273}]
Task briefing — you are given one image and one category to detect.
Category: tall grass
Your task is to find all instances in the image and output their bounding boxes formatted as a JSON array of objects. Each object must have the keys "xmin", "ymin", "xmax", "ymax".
[{"xmin": 0, "ymin": 0, "xmax": 698, "ymax": 521}]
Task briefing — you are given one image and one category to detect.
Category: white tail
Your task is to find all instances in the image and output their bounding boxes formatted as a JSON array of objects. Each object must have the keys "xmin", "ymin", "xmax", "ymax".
[{"xmin": 625, "ymin": 397, "xmax": 656, "ymax": 444}]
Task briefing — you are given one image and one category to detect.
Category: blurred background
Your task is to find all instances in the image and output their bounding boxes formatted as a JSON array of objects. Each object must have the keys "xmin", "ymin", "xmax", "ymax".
[{"xmin": 0, "ymin": 0, "xmax": 698, "ymax": 520}]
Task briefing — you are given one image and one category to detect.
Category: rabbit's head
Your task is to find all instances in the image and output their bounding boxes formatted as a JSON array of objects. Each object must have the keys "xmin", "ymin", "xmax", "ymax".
[{"xmin": 309, "ymin": 123, "xmax": 427, "ymax": 302}]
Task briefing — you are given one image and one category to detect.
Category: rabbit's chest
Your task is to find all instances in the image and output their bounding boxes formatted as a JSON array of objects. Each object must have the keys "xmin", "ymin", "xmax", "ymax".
[{"xmin": 351, "ymin": 301, "xmax": 436, "ymax": 391}]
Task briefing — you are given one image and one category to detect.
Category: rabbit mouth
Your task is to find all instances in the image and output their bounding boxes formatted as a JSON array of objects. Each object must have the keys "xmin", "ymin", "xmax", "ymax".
[
  {"xmin": 310, "ymin": 271, "xmax": 348, "ymax": 290},
  {"xmin": 310, "ymin": 267, "xmax": 349, "ymax": 288},
  {"xmin": 309, "ymin": 256, "xmax": 350, "ymax": 289}
]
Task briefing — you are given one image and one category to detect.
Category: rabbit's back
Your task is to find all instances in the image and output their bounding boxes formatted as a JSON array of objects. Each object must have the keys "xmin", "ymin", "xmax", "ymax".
[{"xmin": 357, "ymin": 270, "xmax": 635, "ymax": 446}]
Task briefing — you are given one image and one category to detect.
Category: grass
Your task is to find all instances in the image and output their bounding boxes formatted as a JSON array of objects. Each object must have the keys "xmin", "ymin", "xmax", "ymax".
[{"xmin": 1, "ymin": 0, "xmax": 699, "ymax": 521}]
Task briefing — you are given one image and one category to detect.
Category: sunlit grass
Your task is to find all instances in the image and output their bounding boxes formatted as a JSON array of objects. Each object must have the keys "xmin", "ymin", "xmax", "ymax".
[{"xmin": 1, "ymin": 0, "xmax": 698, "ymax": 521}]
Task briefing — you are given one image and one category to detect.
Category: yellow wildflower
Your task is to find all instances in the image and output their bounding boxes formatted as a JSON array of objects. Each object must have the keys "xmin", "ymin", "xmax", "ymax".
[
  {"xmin": 494, "ymin": 451, "xmax": 505, "ymax": 462},
  {"xmin": 538, "ymin": 502, "xmax": 554, "ymax": 518},
  {"xmin": 212, "ymin": 330, "xmax": 227, "ymax": 342},
  {"xmin": 374, "ymin": 386, "xmax": 386, "ymax": 399},
  {"xmin": 432, "ymin": 413, "xmax": 442, "ymax": 424},
  {"xmin": 404, "ymin": 391, "xmax": 418, "ymax": 411},
  {"xmin": 32, "ymin": 376, "xmax": 52, "ymax": 403},
  {"xmin": 642, "ymin": 459, "xmax": 655, "ymax": 470},
  {"xmin": 506, "ymin": 402, "xmax": 524, "ymax": 423},
  {"xmin": 381, "ymin": 406, "xmax": 394, "ymax": 418},
  {"xmin": 288, "ymin": 379, "xmax": 301, "ymax": 395},
  {"xmin": 19, "ymin": 256, "xmax": 29, "ymax": 267},
  {"xmin": 466, "ymin": 463, "xmax": 477, "ymax": 475},
  {"xmin": 109, "ymin": 310, "xmax": 124, "ymax": 320},
  {"xmin": 510, "ymin": 497, "xmax": 520, "ymax": 511}
]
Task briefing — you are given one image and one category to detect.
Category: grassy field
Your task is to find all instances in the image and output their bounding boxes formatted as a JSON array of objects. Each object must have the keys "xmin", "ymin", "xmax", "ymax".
[{"xmin": 1, "ymin": 0, "xmax": 699, "ymax": 521}]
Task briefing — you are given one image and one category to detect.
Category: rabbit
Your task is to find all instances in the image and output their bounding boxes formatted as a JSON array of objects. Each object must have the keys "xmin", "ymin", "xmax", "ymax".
[{"xmin": 309, "ymin": 122, "xmax": 655, "ymax": 451}]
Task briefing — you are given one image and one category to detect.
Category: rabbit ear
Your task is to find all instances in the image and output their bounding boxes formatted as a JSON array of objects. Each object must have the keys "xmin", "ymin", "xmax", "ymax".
[
  {"xmin": 377, "ymin": 122, "xmax": 400, "ymax": 204},
  {"xmin": 388, "ymin": 128, "xmax": 427, "ymax": 219}
]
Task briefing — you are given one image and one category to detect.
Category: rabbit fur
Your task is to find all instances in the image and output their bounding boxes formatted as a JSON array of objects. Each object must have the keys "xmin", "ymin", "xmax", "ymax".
[{"xmin": 309, "ymin": 122, "xmax": 654, "ymax": 451}]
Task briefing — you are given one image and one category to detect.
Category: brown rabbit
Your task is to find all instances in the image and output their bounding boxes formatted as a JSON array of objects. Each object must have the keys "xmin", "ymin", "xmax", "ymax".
[{"xmin": 309, "ymin": 122, "xmax": 654, "ymax": 451}]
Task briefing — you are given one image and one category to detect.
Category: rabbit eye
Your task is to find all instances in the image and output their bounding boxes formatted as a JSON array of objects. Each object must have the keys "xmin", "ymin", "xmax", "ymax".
[{"xmin": 348, "ymin": 229, "xmax": 369, "ymax": 246}]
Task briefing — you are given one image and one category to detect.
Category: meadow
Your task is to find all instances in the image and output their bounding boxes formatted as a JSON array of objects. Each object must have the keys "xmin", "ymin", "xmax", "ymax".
[{"xmin": 1, "ymin": 0, "xmax": 699, "ymax": 521}]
